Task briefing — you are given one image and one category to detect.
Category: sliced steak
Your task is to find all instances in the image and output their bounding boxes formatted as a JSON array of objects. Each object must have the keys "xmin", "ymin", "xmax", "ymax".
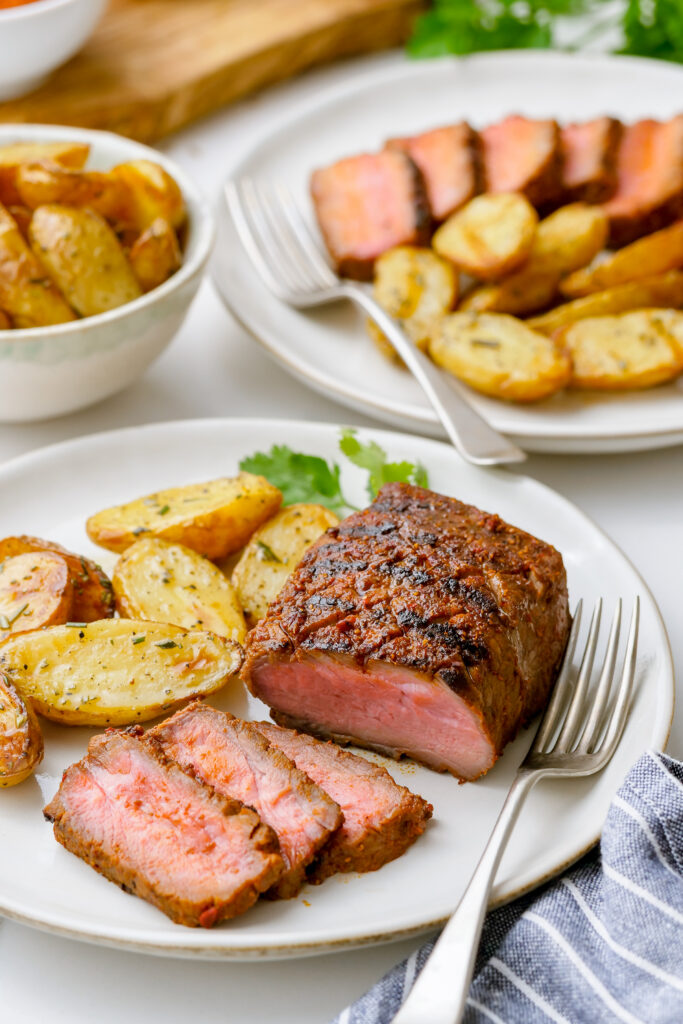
[
  {"xmin": 386, "ymin": 123, "xmax": 482, "ymax": 222},
  {"xmin": 560, "ymin": 117, "xmax": 622, "ymax": 204},
  {"xmin": 43, "ymin": 730, "xmax": 283, "ymax": 928},
  {"xmin": 146, "ymin": 702, "xmax": 342, "ymax": 899},
  {"xmin": 310, "ymin": 150, "xmax": 430, "ymax": 280},
  {"xmin": 481, "ymin": 115, "xmax": 562, "ymax": 207},
  {"xmin": 604, "ymin": 117, "xmax": 683, "ymax": 246},
  {"xmin": 242, "ymin": 483, "xmax": 570, "ymax": 782},
  {"xmin": 256, "ymin": 721, "xmax": 432, "ymax": 882}
]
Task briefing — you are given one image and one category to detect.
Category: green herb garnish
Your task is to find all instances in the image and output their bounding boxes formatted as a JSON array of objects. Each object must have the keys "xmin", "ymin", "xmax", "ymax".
[
  {"xmin": 132, "ymin": 635, "xmax": 146, "ymax": 644},
  {"xmin": 154, "ymin": 639, "xmax": 179, "ymax": 649},
  {"xmin": 0, "ymin": 604, "xmax": 29, "ymax": 630},
  {"xmin": 158, "ymin": 505, "xmax": 170, "ymax": 516},
  {"xmin": 339, "ymin": 429, "xmax": 429, "ymax": 502},
  {"xmin": 65, "ymin": 621, "xmax": 88, "ymax": 627},
  {"xmin": 256, "ymin": 540, "xmax": 282, "ymax": 563}
]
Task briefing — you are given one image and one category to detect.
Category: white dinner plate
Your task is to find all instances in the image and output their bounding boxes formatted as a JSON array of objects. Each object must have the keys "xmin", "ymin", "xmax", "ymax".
[
  {"xmin": 212, "ymin": 51, "xmax": 683, "ymax": 454},
  {"xmin": 0, "ymin": 418, "xmax": 673, "ymax": 959}
]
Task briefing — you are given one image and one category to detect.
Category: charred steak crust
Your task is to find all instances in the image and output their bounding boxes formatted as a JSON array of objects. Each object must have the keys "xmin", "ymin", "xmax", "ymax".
[
  {"xmin": 242, "ymin": 483, "xmax": 570, "ymax": 779},
  {"xmin": 44, "ymin": 730, "xmax": 284, "ymax": 928}
]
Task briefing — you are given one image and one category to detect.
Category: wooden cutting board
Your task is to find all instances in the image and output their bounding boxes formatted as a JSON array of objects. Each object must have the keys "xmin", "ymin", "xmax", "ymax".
[{"xmin": 0, "ymin": 0, "xmax": 424, "ymax": 142}]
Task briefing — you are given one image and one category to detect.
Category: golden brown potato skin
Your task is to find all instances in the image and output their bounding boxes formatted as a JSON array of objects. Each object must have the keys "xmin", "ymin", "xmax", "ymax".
[
  {"xmin": 0, "ymin": 535, "xmax": 114, "ymax": 621},
  {"xmin": 0, "ymin": 203, "xmax": 76, "ymax": 327},
  {"xmin": 0, "ymin": 670, "xmax": 43, "ymax": 787},
  {"xmin": 561, "ymin": 220, "xmax": 683, "ymax": 298},
  {"xmin": 112, "ymin": 160, "xmax": 186, "ymax": 230},
  {"xmin": 29, "ymin": 205, "xmax": 142, "ymax": 317},
  {"xmin": 0, "ymin": 309, "xmax": 10, "ymax": 330},
  {"xmin": 0, "ymin": 142, "xmax": 89, "ymax": 207},
  {"xmin": 0, "ymin": 552, "xmax": 73, "ymax": 639},
  {"xmin": 128, "ymin": 217, "xmax": 181, "ymax": 292},
  {"xmin": 16, "ymin": 162, "xmax": 132, "ymax": 226},
  {"xmin": 86, "ymin": 472, "xmax": 283, "ymax": 559},
  {"xmin": 433, "ymin": 193, "xmax": 537, "ymax": 280},
  {"xmin": 113, "ymin": 538, "xmax": 247, "ymax": 644}
]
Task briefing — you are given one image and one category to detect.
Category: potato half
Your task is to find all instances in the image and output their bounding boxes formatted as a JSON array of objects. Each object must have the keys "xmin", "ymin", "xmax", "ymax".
[
  {"xmin": 0, "ymin": 552, "xmax": 73, "ymax": 639},
  {"xmin": 113, "ymin": 538, "xmax": 246, "ymax": 644},
  {"xmin": 0, "ymin": 203, "xmax": 76, "ymax": 327},
  {"xmin": 112, "ymin": 160, "xmax": 186, "ymax": 231},
  {"xmin": 561, "ymin": 220, "xmax": 683, "ymax": 298},
  {"xmin": 233, "ymin": 503, "xmax": 339, "ymax": 623},
  {"xmin": 16, "ymin": 162, "xmax": 132, "ymax": 225},
  {"xmin": 86, "ymin": 472, "xmax": 283, "ymax": 559},
  {"xmin": 128, "ymin": 217, "xmax": 181, "ymax": 292},
  {"xmin": 0, "ymin": 141, "xmax": 89, "ymax": 206},
  {"xmin": 433, "ymin": 193, "xmax": 537, "ymax": 280},
  {"xmin": 428, "ymin": 312, "xmax": 571, "ymax": 402},
  {"xmin": 0, "ymin": 670, "xmax": 43, "ymax": 787},
  {"xmin": 0, "ymin": 620, "xmax": 243, "ymax": 727}
]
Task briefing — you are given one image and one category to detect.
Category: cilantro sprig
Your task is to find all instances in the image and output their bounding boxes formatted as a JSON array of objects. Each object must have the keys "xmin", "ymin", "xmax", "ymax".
[{"xmin": 239, "ymin": 431, "xmax": 429, "ymax": 514}]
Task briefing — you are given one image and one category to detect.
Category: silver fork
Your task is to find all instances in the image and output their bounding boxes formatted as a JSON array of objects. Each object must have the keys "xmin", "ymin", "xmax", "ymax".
[
  {"xmin": 391, "ymin": 597, "xmax": 640, "ymax": 1024},
  {"xmin": 225, "ymin": 178, "xmax": 526, "ymax": 467}
]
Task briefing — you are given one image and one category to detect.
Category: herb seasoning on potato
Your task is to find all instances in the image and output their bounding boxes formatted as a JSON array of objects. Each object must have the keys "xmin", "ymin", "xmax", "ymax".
[{"xmin": 0, "ymin": 670, "xmax": 43, "ymax": 788}]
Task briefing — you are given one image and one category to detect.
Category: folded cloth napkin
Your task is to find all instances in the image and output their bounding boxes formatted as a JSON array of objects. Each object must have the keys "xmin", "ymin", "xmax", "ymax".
[{"xmin": 331, "ymin": 750, "xmax": 683, "ymax": 1024}]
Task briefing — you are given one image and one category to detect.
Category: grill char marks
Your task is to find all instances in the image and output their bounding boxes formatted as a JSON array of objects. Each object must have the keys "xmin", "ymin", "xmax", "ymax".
[
  {"xmin": 481, "ymin": 116, "xmax": 563, "ymax": 207},
  {"xmin": 43, "ymin": 730, "xmax": 284, "ymax": 928},
  {"xmin": 243, "ymin": 483, "xmax": 570, "ymax": 781},
  {"xmin": 560, "ymin": 117, "xmax": 622, "ymax": 205},
  {"xmin": 146, "ymin": 702, "xmax": 343, "ymax": 899},
  {"xmin": 386, "ymin": 122, "xmax": 482, "ymax": 222}
]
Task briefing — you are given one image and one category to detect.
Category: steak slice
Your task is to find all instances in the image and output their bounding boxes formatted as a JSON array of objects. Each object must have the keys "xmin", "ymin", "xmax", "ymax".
[
  {"xmin": 146, "ymin": 702, "xmax": 343, "ymax": 899},
  {"xmin": 242, "ymin": 483, "xmax": 570, "ymax": 782},
  {"xmin": 603, "ymin": 117, "xmax": 683, "ymax": 246},
  {"xmin": 310, "ymin": 150, "xmax": 430, "ymax": 280},
  {"xmin": 560, "ymin": 117, "xmax": 622, "ymax": 204},
  {"xmin": 386, "ymin": 123, "xmax": 482, "ymax": 222},
  {"xmin": 481, "ymin": 116, "xmax": 562, "ymax": 207},
  {"xmin": 256, "ymin": 721, "xmax": 432, "ymax": 882},
  {"xmin": 43, "ymin": 730, "xmax": 284, "ymax": 928}
]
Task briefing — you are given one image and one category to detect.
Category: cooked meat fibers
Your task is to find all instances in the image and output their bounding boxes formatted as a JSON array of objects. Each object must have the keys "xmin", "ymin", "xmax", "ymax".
[
  {"xmin": 256, "ymin": 721, "xmax": 432, "ymax": 882},
  {"xmin": 43, "ymin": 730, "xmax": 284, "ymax": 927},
  {"xmin": 146, "ymin": 702, "xmax": 343, "ymax": 899},
  {"xmin": 243, "ymin": 483, "xmax": 570, "ymax": 782},
  {"xmin": 481, "ymin": 116, "xmax": 562, "ymax": 207},
  {"xmin": 603, "ymin": 117, "xmax": 683, "ymax": 246},
  {"xmin": 560, "ymin": 117, "xmax": 622, "ymax": 205},
  {"xmin": 310, "ymin": 150, "xmax": 430, "ymax": 280},
  {"xmin": 386, "ymin": 123, "xmax": 481, "ymax": 222}
]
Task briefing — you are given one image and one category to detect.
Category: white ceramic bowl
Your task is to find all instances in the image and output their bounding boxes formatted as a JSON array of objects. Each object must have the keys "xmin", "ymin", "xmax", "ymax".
[
  {"xmin": 0, "ymin": 0, "xmax": 107, "ymax": 101},
  {"xmin": 0, "ymin": 124, "xmax": 214, "ymax": 422}
]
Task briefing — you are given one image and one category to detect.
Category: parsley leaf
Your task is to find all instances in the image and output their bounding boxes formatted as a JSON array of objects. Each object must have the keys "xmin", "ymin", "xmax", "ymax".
[
  {"xmin": 239, "ymin": 445, "xmax": 350, "ymax": 512},
  {"xmin": 339, "ymin": 429, "xmax": 429, "ymax": 501},
  {"xmin": 621, "ymin": 0, "xmax": 683, "ymax": 62}
]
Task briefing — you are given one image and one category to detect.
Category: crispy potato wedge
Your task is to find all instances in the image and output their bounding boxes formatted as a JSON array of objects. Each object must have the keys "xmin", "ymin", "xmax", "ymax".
[
  {"xmin": 113, "ymin": 538, "xmax": 247, "ymax": 644},
  {"xmin": 16, "ymin": 162, "xmax": 133, "ymax": 224},
  {"xmin": 0, "ymin": 203, "xmax": 76, "ymax": 327},
  {"xmin": 561, "ymin": 220, "xmax": 683, "ymax": 298},
  {"xmin": 433, "ymin": 193, "xmax": 537, "ymax": 280},
  {"xmin": 233, "ymin": 503, "xmax": 339, "ymax": 624},
  {"xmin": 112, "ymin": 160, "xmax": 186, "ymax": 231},
  {"xmin": 460, "ymin": 203, "xmax": 608, "ymax": 316},
  {"xmin": 528, "ymin": 271, "xmax": 683, "ymax": 336},
  {"xmin": 0, "ymin": 620, "xmax": 242, "ymax": 727},
  {"xmin": 0, "ymin": 535, "xmax": 114, "ymax": 621},
  {"xmin": 0, "ymin": 553, "xmax": 73, "ymax": 639},
  {"xmin": 0, "ymin": 670, "xmax": 43, "ymax": 787},
  {"xmin": 428, "ymin": 312, "xmax": 571, "ymax": 402},
  {"xmin": 560, "ymin": 311, "xmax": 682, "ymax": 390},
  {"xmin": 29, "ymin": 205, "xmax": 142, "ymax": 317},
  {"xmin": 368, "ymin": 246, "xmax": 458, "ymax": 361},
  {"xmin": 86, "ymin": 472, "xmax": 283, "ymax": 559},
  {"xmin": 128, "ymin": 217, "xmax": 181, "ymax": 292},
  {"xmin": 0, "ymin": 142, "xmax": 89, "ymax": 206}
]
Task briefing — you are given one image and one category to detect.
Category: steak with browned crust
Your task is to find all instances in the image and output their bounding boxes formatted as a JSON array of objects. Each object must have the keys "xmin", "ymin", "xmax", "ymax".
[{"xmin": 242, "ymin": 483, "xmax": 570, "ymax": 781}]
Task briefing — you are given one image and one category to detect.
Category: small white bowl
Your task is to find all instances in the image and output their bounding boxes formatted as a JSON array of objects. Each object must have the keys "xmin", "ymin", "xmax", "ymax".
[
  {"xmin": 0, "ymin": 124, "xmax": 214, "ymax": 423},
  {"xmin": 0, "ymin": 0, "xmax": 107, "ymax": 101}
]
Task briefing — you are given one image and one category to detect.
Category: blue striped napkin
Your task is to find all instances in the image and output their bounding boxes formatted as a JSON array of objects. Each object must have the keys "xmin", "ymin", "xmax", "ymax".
[{"xmin": 331, "ymin": 750, "xmax": 683, "ymax": 1024}]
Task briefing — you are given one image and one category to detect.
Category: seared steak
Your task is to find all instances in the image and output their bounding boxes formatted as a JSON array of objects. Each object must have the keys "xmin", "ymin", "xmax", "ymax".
[
  {"xmin": 146, "ymin": 702, "xmax": 343, "ymax": 899},
  {"xmin": 560, "ymin": 117, "xmax": 622, "ymax": 205},
  {"xmin": 481, "ymin": 116, "xmax": 562, "ymax": 207},
  {"xmin": 310, "ymin": 151, "xmax": 430, "ymax": 280},
  {"xmin": 43, "ymin": 730, "xmax": 284, "ymax": 927},
  {"xmin": 386, "ymin": 123, "xmax": 482, "ymax": 222},
  {"xmin": 242, "ymin": 483, "xmax": 570, "ymax": 781},
  {"xmin": 256, "ymin": 721, "xmax": 432, "ymax": 881}
]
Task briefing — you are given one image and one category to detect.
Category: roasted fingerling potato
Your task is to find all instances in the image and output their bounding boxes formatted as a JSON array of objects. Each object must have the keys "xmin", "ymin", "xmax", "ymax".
[
  {"xmin": 561, "ymin": 220, "xmax": 683, "ymax": 298},
  {"xmin": 0, "ymin": 670, "xmax": 43, "ymax": 787},
  {"xmin": 643, "ymin": 308, "xmax": 683, "ymax": 359},
  {"xmin": 29, "ymin": 205, "xmax": 142, "ymax": 317},
  {"xmin": 0, "ymin": 203, "xmax": 76, "ymax": 327},
  {"xmin": 0, "ymin": 141, "xmax": 89, "ymax": 206},
  {"xmin": 433, "ymin": 193, "xmax": 538, "ymax": 280},
  {"xmin": 0, "ymin": 620, "xmax": 243, "ymax": 727},
  {"xmin": 86, "ymin": 472, "xmax": 283, "ymax": 560},
  {"xmin": 112, "ymin": 160, "xmax": 186, "ymax": 231},
  {"xmin": 0, "ymin": 535, "xmax": 114, "ymax": 621},
  {"xmin": 113, "ymin": 538, "xmax": 247, "ymax": 644},
  {"xmin": 0, "ymin": 552, "xmax": 73, "ymax": 638},
  {"xmin": 128, "ymin": 217, "xmax": 182, "ymax": 292},
  {"xmin": 559, "ymin": 311, "xmax": 683, "ymax": 390},
  {"xmin": 428, "ymin": 312, "xmax": 572, "ymax": 402},
  {"xmin": 16, "ymin": 162, "xmax": 133, "ymax": 226},
  {"xmin": 233, "ymin": 503, "xmax": 340, "ymax": 624}
]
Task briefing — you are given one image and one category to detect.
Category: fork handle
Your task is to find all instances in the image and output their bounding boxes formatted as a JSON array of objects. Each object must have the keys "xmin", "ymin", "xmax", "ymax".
[
  {"xmin": 343, "ymin": 284, "xmax": 526, "ymax": 466},
  {"xmin": 392, "ymin": 771, "xmax": 538, "ymax": 1024}
]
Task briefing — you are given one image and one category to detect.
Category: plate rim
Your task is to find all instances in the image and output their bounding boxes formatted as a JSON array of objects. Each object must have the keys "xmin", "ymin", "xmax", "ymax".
[
  {"xmin": 0, "ymin": 416, "xmax": 674, "ymax": 958},
  {"xmin": 212, "ymin": 50, "xmax": 683, "ymax": 449}
]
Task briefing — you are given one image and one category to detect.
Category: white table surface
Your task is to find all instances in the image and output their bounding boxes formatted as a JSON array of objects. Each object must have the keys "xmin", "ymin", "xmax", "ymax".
[{"xmin": 1, "ymin": 50, "xmax": 682, "ymax": 1024}]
